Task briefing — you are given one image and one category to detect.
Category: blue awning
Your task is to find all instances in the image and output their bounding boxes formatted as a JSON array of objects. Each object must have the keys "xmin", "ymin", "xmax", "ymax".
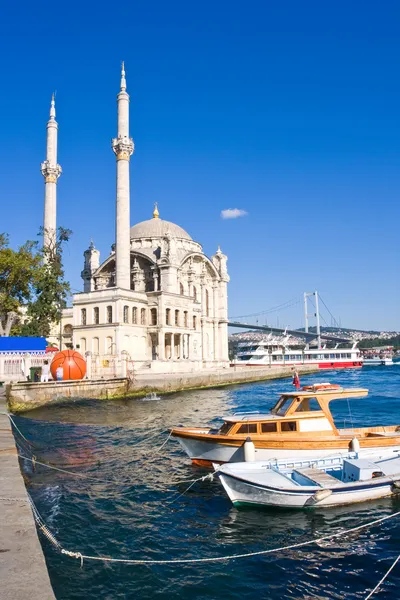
[{"xmin": 0, "ymin": 337, "xmax": 47, "ymax": 352}]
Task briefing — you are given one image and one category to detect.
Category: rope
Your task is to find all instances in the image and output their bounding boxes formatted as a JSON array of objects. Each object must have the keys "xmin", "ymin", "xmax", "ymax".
[
  {"xmin": 165, "ymin": 473, "xmax": 214, "ymax": 504},
  {"xmin": 364, "ymin": 553, "xmax": 400, "ymax": 599},
  {"xmin": 18, "ymin": 454, "xmax": 130, "ymax": 484},
  {"xmin": 1, "ymin": 412, "xmax": 34, "ymax": 446},
  {"xmin": 28, "ymin": 494, "xmax": 400, "ymax": 566},
  {"xmin": 154, "ymin": 430, "xmax": 173, "ymax": 453},
  {"xmin": 2, "ymin": 411, "xmax": 166, "ymax": 454}
]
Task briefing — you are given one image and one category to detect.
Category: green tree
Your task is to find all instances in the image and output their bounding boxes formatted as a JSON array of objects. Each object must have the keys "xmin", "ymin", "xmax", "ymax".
[
  {"xmin": 0, "ymin": 234, "xmax": 41, "ymax": 336},
  {"xmin": 21, "ymin": 227, "xmax": 72, "ymax": 338}
]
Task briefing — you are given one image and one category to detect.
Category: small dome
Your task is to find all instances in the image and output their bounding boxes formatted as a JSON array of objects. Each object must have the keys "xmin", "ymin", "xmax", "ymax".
[{"xmin": 130, "ymin": 218, "xmax": 192, "ymax": 241}]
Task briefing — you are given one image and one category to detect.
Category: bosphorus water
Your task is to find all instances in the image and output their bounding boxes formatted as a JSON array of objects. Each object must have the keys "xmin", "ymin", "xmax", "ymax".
[{"xmin": 15, "ymin": 365, "xmax": 400, "ymax": 599}]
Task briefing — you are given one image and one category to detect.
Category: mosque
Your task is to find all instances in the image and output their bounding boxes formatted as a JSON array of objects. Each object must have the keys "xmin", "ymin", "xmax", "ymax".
[{"xmin": 44, "ymin": 65, "xmax": 230, "ymax": 372}]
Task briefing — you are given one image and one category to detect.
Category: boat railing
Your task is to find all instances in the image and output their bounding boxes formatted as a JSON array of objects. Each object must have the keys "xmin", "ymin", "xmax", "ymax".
[{"xmin": 232, "ymin": 410, "xmax": 262, "ymax": 416}]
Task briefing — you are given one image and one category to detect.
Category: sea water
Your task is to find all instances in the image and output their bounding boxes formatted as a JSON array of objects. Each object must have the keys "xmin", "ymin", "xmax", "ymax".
[{"xmin": 15, "ymin": 365, "xmax": 400, "ymax": 599}]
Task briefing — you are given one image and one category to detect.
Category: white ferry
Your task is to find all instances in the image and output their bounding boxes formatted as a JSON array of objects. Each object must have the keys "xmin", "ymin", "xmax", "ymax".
[{"xmin": 233, "ymin": 336, "xmax": 363, "ymax": 369}]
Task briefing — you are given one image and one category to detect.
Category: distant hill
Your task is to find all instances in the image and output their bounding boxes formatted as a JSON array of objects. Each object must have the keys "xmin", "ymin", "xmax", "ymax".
[{"xmin": 296, "ymin": 326, "xmax": 381, "ymax": 335}]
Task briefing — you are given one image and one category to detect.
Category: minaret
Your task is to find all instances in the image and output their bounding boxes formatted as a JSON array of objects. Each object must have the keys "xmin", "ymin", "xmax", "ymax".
[
  {"xmin": 41, "ymin": 94, "xmax": 62, "ymax": 251},
  {"xmin": 112, "ymin": 62, "xmax": 134, "ymax": 289}
]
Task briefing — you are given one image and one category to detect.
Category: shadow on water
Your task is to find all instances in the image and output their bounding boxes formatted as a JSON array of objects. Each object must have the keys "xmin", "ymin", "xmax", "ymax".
[{"xmin": 14, "ymin": 365, "xmax": 400, "ymax": 599}]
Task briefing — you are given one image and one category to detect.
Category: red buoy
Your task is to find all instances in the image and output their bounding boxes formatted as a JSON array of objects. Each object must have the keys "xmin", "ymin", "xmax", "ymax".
[{"xmin": 50, "ymin": 350, "xmax": 86, "ymax": 381}]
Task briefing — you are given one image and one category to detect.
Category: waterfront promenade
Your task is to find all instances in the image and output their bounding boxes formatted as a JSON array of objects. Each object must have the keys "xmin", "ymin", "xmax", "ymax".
[
  {"xmin": 7, "ymin": 364, "xmax": 318, "ymax": 413},
  {"xmin": 0, "ymin": 390, "xmax": 55, "ymax": 600}
]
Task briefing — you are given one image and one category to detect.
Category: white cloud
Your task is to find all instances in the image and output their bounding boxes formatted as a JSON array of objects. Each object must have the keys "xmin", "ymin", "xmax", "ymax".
[{"xmin": 220, "ymin": 208, "xmax": 248, "ymax": 220}]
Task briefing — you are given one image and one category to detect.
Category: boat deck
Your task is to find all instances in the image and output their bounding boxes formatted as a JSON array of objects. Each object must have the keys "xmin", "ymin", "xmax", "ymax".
[{"xmin": 294, "ymin": 467, "xmax": 342, "ymax": 488}]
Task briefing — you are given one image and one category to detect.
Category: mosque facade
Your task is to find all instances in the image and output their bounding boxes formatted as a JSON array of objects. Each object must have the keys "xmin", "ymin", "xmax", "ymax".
[{"xmin": 44, "ymin": 65, "xmax": 230, "ymax": 372}]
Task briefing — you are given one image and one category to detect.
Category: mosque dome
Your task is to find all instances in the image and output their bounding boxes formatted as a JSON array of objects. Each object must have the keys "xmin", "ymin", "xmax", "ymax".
[{"xmin": 129, "ymin": 204, "xmax": 192, "ymax": 241}]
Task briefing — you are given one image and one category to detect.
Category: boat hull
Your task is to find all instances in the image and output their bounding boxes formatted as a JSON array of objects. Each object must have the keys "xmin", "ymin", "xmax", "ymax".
[
  {"xmin": 175, "ymin": 435, "xmax": 400, "ymax": 466},
  {"xmin": 363, "ymin": 359, "xmax": 394, "ymax": 366},
  {"xmin": 218, "ymin": 471, "xmax": 399, "ymax": 509}
]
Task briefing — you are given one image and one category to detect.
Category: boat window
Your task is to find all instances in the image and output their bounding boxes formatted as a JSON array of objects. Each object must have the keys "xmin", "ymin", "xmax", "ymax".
[
  {"xmin": 237, "ymin": 423, "xmax": 258, "ymax": 434},
  {"xmin": 281, "ymin": 421, "xmax": 297, "ymax": 432},
  {"xmin": 218, "ymin": 423, "xmax": 232, "ymax": 435},
  {"xmin": 271, "ymin": 397, "xmax": 293, "ymax": 416},
  {"xmin": 261, "ymin": 422, "xmax": 277, "ymax": 433},
  {"xmin": 294, "ymin": 398, "xmax": 322, "ymax": 412}
]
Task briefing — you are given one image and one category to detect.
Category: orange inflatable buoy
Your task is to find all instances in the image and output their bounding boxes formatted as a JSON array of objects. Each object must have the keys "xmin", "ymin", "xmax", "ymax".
[{"xmin": 50, "ymin": 350, "xmax": 86, "ymax": 381}]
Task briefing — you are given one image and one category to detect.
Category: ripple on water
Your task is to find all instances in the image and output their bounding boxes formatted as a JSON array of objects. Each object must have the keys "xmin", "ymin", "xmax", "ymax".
[{"xmin": 16, "ymin": 366, "xmax": 400, "ymax": 599}]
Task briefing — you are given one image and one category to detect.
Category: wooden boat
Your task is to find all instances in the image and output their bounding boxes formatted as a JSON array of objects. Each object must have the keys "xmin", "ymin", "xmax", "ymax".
[
  {"xmin": 170, "ymin": 385, "xmax": 400, "ymax": 466},
  {"xmin": 215, "ymin": 453, "xmax": 400, "ymax": 509}
]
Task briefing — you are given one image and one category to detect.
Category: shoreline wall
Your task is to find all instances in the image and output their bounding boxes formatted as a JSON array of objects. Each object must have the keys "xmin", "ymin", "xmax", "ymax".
[
  {"xmin": 0, "ymin": 401, "xmax": 56, "ymax": 599},
  {"xmin": 6, "ymin": 365, "xmax": 318, "ymax": 413}
]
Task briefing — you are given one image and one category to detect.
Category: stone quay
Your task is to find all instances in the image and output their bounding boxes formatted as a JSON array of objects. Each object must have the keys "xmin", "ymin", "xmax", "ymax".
[{"xmin": 6, "ymin": 365, "xmax": 317, "ymax": 413}]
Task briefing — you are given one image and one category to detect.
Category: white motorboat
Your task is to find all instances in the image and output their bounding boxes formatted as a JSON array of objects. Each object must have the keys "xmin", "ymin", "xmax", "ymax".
[
  {"xmin": 215, "ymin": 451, "xmax": 400, "ymax": 509},
  {"xmin": 363, "ymin": 356, "xmax": 394, "ymax": 366}
]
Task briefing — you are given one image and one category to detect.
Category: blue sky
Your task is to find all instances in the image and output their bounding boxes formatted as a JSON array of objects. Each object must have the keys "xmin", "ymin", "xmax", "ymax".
[{"xmin": 1, "ymin": 1, "xmax": 399, "ymax": 331}]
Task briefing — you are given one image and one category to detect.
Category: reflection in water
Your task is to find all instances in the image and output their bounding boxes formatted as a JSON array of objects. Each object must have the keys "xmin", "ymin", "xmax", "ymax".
[{"xmin": 16, "ymin": 366, "xmax": 400, "ymax": 599}]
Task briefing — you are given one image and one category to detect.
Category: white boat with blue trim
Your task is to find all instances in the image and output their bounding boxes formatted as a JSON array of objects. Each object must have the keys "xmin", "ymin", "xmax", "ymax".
[{"xmin": 215, "ymin": 451, "xmax": 400, "ymax": 509}]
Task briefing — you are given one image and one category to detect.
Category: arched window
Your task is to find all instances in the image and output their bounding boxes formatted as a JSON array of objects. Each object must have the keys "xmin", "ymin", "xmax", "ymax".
[
  {"xmin": 106, "ymin": 336, "xmax": 113, "ymax": 353},
  {"xmin": 81, "ymin": 308, "xmax": 87, "ymax": 325},
  {"xmin": 123, "ymin": 305, "xmax": 129, "ymax": 323},
  {"xmin": 184, "ymin": 311, "xmax": 188, "ymax": 328},
  {"xmin": 193, "ymin": 315, "xmax": 197, "ymax": 329},
  {"xmin": 193, "ymin": 286, "xmax": 197, "ymax": 302},
  {"xmin": 166, "ymin": 308, "xmax": 171, "ymax": 325},
  {"xmin": 92, "ymin": 337, "xmax": 99, "ymax": 354},
  {"xmin": 150, "ymin": 308, "xmax": 157, "ymax": 325},
  {"xmin": 93, "ymin": 307, "xmax": 99, "ymax": 325},
  {"xmin": 141, "ymin": 308, "xmax": 146, "ymax": 325},
  {"xmin": 79, "ymin": 338, "xmax": 87, "ymax": 353},
  {"xmin": 175, "ymin": 310, "xmax": 179, "ymax": 326},
  {"xmin": 107, "ymin": 306, "xmax": 113, "ymax": 324},
  {"xmin": 180, "ymin": 282, "xmax": 184, "ymax": 295},
  {"xmin": 205, "ymin": 290, "xmax": 210, "ymax": 317},
  {"xmin": 132, "ymin": 307, "xmax": 137, "ymax": 324}
]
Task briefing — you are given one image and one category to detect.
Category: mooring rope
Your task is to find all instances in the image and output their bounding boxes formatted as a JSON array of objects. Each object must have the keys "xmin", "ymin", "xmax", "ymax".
[
  {"xmin": 3, "ymin": 411, "xmax": 169, "ymax": 455},
  {"xmin": 1, "ymin": 412, "xmax": 34, "ymax": 446},
  {"xmin": 154, "ymin": 429, "xmax": 173, "ymax": 453},
  {"xmin": 165, "ymin": 473, "xmax": 214, "ymax": 504},
  {"xmin": 26, "ymin": 492, "xmax": 400, "ymax": 566},
  {"xmin": 364, "ymin": 553, "xmax": 400, "ymax": 599},
  {"xmin": 17, "ymin": 454, "xmax": 131, "ymax": 484}
]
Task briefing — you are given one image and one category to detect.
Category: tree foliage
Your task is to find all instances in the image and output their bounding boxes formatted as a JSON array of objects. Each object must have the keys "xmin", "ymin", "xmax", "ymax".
[
  {"xmin": 20, "ymin": 227, "xmax": 72, "ymax": 338},
  {"xmin": 359, "ymin": 335, "xmax": 400, "ymax": 350},
  {"xmin": 0, "ymin": 227, "xmax": 72, "ymax": 338},
  {"xmin": 0, "ymin": 234, "xmax": 41, "ymax": 335}
]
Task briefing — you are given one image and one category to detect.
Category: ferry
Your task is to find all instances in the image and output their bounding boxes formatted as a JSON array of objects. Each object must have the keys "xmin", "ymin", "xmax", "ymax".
[
  {"xmin": 233, "ymin": 337, "xmax": 363, "ymax": 369},
  {"xmin": 171, "ymin": 385, "xmax": 400, "ymax": 466}
]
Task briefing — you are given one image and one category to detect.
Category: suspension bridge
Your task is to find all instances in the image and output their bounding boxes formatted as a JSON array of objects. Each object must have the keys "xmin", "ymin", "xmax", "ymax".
[{"xmin": 228, "ymin": 291, "xmax": 352, "ymax": 344}]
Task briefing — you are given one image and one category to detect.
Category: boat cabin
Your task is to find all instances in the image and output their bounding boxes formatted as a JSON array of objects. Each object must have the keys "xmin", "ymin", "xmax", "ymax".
[{"xmin": 218, "ymin": 388, "xmax": 369, "ymax": 437}]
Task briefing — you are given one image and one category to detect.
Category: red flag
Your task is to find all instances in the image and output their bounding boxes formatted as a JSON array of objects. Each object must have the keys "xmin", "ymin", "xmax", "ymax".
[{"xmin": 293, "ymin": 372, "xmax": 301, "ymax": 389}]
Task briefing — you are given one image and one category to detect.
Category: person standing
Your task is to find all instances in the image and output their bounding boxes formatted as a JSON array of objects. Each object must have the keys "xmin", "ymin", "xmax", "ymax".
[
  {"xmin": 41, "ymin": 360, "xmax": 50, "ymax": 383},
  {"xmin": 56, "ymin": 365, "xmax": 64, "ymax": 381}
]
